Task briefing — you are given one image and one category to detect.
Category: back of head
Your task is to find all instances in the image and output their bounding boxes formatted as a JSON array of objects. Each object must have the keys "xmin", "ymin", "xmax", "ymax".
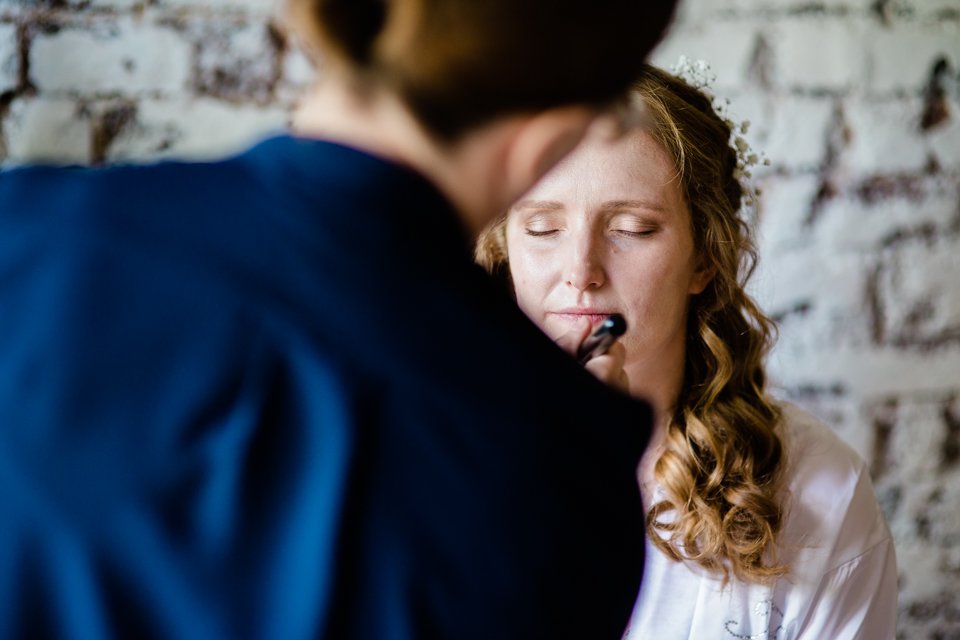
[{"xmin": 288, "ymin": 0, "xmax": 678, "ymax": 140}]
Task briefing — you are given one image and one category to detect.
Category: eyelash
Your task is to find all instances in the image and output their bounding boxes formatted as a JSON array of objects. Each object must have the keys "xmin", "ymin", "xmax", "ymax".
[
  {"xmin": 524, "ymin": 229, "xmax": 560, "ymax": 237},
  {"xmin": 521, "ymin": 227, "xmax": 655, "ymax": 238},
  {"xmin": 614, "ymin": 229, "xmax": 654, "ymax": 238}
]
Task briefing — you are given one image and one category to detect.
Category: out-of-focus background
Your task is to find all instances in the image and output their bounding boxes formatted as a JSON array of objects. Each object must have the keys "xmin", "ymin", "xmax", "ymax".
[{"xmin": 0, "ymin": 0, "xmax": 957, "ymax": 636}]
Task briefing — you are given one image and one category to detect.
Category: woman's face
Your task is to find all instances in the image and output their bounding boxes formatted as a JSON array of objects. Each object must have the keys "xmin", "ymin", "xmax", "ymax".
[{"xmin": 505, "ymin": 128, "xmax": 711, "ymax": 388}]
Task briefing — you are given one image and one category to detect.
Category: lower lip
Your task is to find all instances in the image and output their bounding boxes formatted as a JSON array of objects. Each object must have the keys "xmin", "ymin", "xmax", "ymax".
[{"xmin": 549, "ymin": 313, "xmax": 612, "ymax": 325}]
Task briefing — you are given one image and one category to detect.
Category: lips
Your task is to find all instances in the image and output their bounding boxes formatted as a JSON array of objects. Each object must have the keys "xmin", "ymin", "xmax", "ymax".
[{"xmin": 548, "ymin": 309, "xmax": 617, "ymax": 326}]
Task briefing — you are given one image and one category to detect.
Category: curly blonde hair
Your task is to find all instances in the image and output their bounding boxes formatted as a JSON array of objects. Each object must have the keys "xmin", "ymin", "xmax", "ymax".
[{"xmin": 476, "ymin": 64, "xmax": 787, "ymax": 584}]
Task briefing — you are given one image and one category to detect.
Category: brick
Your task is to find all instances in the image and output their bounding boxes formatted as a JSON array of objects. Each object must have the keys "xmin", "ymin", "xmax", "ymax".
[
  {"xmin": 650, "ymin": 20, "xmax": 760, "ymax": 91},
  {"xmin": 0, "ymin": 0, "xmax": 28, "ymax": 17},
  {"xmin": 842, "ymin": 96, "xmax": 929, "ymax": 176},
  {"xmin": 30, "ymin": 18, "xmax": 191, "ymax": 95},
  {"xmin": 758, "ymin": 250, "xmax": 875, "ymax": 374},
  {"xmin": 811, "ymin": 183, "xmax": 957, "ymax": 250},
  {"xmin": 155, "ymin": 0, "xmax": 280, "ymax": 13},
  {"xmin": 926, "ymin": 96, "xmax": 960, "ymax": 170},
  {"xmin": 276, "ymin": 43, "xmax": 317, "ymax": 103},
  {"xmin": 868, "ymin": 22, "xmax": 960, "ymax": 94},
  {"xmin": 768, "ymin": 17, "xmax": 870, "ymax": 90},
  {"xmin": 924, "ymin": 474, "xmax": 960, "ymax": 543},
  {"xmin": 882, "ymin": 400, "xmax": 954, "ymax": 481},
  {"xmin": 763, "ymin": 95, "xmax": 836, "ymax": 169},
  {"xmin": 3, "ymin": 97, "xmax": 90, "ymax": 164},
  {"xmin": 896, "ymin": 542, "xmax": 953, "ymax": 606},
  {"xmin": 767, "ymin": 344, "xmax": 960, "ymax": 397},
  {"xmin": 667, "ymin": 0, "xmax": 865, "ymax": 23},
  {"xmin": 759, "ymin": 249, "xmax": 875, "ymax": 349},
  {"xmin": 0, "ymin": 22, "xmax": 17, "ymax": 92},
  {"xmin": 754, "ymin": 174, "xmax": 821, "ymax": 254},
  {"xmin": 912, "ymin": 0, "xmax": 960, "ymax": 21},
  {"xmin": 876, "ymin": 239, "xmax": 960, "ymax": 346},
  {"xmin": 106, "ymin": 97, "xmax": 286, "ymax": 162},
  {"xmin": 191, "ymin": 20, "xmax": 280, "ymax": 103},
  {"xmin": 73, "ymin": 0, "xmax": 147, "ymax": 8}
]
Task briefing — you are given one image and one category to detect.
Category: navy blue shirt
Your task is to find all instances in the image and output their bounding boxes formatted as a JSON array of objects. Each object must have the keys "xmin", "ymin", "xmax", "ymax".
[{"xmin": 0, "ymin": 136, "xmax": 651, "ymax": 639}]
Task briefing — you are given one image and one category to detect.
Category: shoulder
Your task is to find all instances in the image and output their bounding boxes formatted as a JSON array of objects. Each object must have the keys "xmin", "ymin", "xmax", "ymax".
[
  {"xmin": 0, "ymin": 155, "xmax": 256, "ymax": 247},
  {"xmin": 0, "ymin": 156, "xmax": 261, "ymax": 295},
  {"xmin": 0, "ymin": 155, "xmax": 274, "ymax": 355},
  {"xmin": 773, "ymin": 400, "xmax": 892, "ymax": 571}
]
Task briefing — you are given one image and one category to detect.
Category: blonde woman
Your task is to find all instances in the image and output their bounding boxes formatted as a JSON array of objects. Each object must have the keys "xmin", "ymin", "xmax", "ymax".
[{"xmin": 478, "ymin": 64, "xmax": 897, "ymax": 639}]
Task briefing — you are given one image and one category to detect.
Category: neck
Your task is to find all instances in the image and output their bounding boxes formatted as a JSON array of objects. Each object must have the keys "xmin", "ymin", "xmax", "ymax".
[
  {"xmin": 292, "ymin": 77, "xmax": 517, "ymax": 236},
  {"xmin": 626, "ymin": 341, "xmax": 686, "ymax": 430},
  {"xmin": 628, "ymin": 336, "xmax": 686, "ymax": 494}
]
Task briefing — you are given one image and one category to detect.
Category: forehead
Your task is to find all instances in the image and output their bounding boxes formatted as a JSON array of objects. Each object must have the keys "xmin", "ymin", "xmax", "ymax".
[{"xmin": 524, "ymin": 128, "xmax": 679, "ymax": 201}]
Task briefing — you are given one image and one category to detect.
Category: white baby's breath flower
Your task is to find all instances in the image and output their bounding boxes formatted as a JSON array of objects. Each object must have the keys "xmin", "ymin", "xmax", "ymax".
[{"xmin": 670, "ymin": 56, "xmax": 770, "ymax": 216}]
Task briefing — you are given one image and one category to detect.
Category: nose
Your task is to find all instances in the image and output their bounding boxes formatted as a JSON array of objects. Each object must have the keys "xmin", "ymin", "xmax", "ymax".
[{"xmin": 564, "ymin": 232, "xmax": 605, "ymax": 291}]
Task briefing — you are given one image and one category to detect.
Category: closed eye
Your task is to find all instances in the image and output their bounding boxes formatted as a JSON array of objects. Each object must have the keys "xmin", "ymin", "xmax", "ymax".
[
  {"xmin": 612, "ymin": 228, "xmax": 655, "ymax": 238},
  {"xmin": 607, "ymin": 210, "xmax": 660, "ymax": 239},
  {"xmin": 524, "ymin": 228, "xmax": 561, "ymax": 237}
]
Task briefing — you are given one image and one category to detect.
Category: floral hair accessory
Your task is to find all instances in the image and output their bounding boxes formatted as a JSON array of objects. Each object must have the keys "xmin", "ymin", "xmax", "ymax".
[{"xmin": 670, "ymin": 55, "xmax": 770, "ymax": 209}]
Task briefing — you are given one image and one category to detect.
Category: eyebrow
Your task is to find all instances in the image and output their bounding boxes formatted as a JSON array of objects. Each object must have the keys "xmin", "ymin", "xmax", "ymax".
[
  {"xmin": 602, "ymin": 199, "xmax": 666, "ymax": 212},
  {"xmin": 512, "ymin": 198, "xmax": 668, "ymax": 213},
  {"xmin": 512, "ymin": 199, "xmax": 565, "ymax": 211}
]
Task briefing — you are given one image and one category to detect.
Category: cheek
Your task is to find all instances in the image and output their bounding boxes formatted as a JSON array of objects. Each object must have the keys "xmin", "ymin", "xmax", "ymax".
[
  {"xmin": 509, "ymin": 273, "xmax": 548, "ymax": 330},
  {"xmin": 506, "ymin": 246, "xmax": 558, "ymax": 324},
  {"xmin": 506, "ymin": 237, "xmax": 543, "ymax": 291},
  {"xmin": 508, "ymin": 258, "xmax": 540, "ymax": 311},
  {"xmin": 615, "ymin": 253, "xmax": 694, "ymax": 319}
]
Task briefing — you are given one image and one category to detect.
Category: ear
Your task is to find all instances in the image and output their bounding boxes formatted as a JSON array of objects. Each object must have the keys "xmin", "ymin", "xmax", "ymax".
[
  {"xmin": 499, "ymin": 105, "xmax": 597, "ymax": 202},
  {"xmin": 688, "ymin": 259, "xmax": 716, "ymax": 295}
]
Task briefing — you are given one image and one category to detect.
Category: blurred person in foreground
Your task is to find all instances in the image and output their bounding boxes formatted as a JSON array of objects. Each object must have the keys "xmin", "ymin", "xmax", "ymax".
[
  {"xmin": 478, "ymin": 64, "xmax": 898, "ymax": 639},
  {"xmin": 0, "ymin": 1, "xmax": 678, "ymax": 638}
]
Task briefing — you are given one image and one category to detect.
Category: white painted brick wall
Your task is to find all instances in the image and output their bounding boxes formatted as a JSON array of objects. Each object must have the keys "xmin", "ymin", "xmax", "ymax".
[
  {"xmin": 769, "ymin": 344, "xmax": 960, "ymax": 397},
  {"xmin": 190, "ymin": 19, "xmax": 280, "ymax": 103},
  {"xmin": 843, "ymin": 97, "xmax": 931, "ymax": 176},
  {"xmin": 79, "ymin": 0, "xmax": 150, "ymax": 9},
  {"xmin": 761, "ymin": 249, "xmax": 878, "ymax": 348},
  {"xmin": 877, "ymin": 240, "xmax": 960, "ymax": 343},
  {"xmin": 769, "ymin": 17, "xmax": 871, "ymax": 91},
  {"xmin": 107, "ymin": 97, "xmax": 286, "ymax": 161},
  {"xmin": 4, "ymin": 97, "xmax": 90, "ymax": 163},
  {"xmin": 670, "ymin": 0, "xmax": 860, "ymax": 24},
  {"xmin": 927, "ymin": 96, "xmax": 960, "ymax": 169},
  {"xmin": 30, "ymin": 18, "xmax": 191, "ymax": 95},
  {"xmin": 874, "ymin": 396, "xmax": 960, "ymax": 632},
  {"xmin": 868, "ymin": 21, "xmax": 960, "ymax": 94},
  {"xmin": 811, "ymin": 188, "xmax": 957, "ymax": 251},
  {"xmin": 885, "ymin": 400, "xmax": 947, "ymax": 483},
  {"xmin": 1, "ymin": 1, "xmax": 959, "ymax": 636},
  {"xmin": 277, "ymin": 45, "xmax": 316, "ymax": 102},
  {"xmin": 157, "ymin": 0, "xmax": 280, "ymax": 13},
  {"xmin": 754, "ymin": 174, "xmax": 820, "ymax": 252},
  {"xmin": 0, "ymin": 22, "xmax": 17, "ymax": 93},
  {"xmin": 0, "ymin": 1, "xmax": 27, "ymax": 18},
  {"xmin": 763, "ymin": 95, "xmax": 836, "ymax": 169}
]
